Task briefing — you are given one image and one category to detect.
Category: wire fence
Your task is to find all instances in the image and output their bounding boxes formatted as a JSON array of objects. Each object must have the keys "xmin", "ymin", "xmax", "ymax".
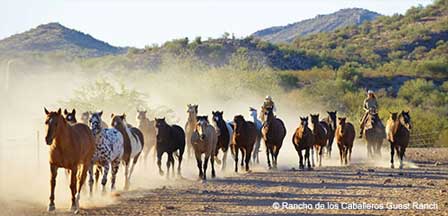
[{"xmin": 409, "ymin": 130, "xmax": 444, "ymax": 147}]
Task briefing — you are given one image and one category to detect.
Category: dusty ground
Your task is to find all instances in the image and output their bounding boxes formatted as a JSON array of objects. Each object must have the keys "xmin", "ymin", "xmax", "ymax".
[{"xmin": 2, "ymin": 147, "xmax": 448, "ymax": 216}]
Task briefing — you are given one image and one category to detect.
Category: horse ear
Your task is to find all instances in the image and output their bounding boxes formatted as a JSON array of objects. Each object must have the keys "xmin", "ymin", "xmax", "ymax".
[
  {"xmin": 122, "ymin": 113, "xmax": 126, "ymax": 118},
  {"xmin": 72, "ymin": 109, "xmax": 76, "ymax": 115},
  {"xmin": 338, "ymin": 117, "xmax": 342, "ymax": 120},
  {"xmin": 162, "ymin": 117, "xmax": 165, "ymax": 121},
  {"xmin": 111, "ymin": 113, "xmax": 114, "ymax": 118},
  {"xmin": 44, "ymin": 107, "xmax": 49, "ymax": 115},
  {"xmin": 57, "ymin": 108, "xmax": 62, "ymax": 115},
  {"xmin": 64, "ymin": 109, "xmax": 68, "ymax": 115},
  {"xmin": 99, "ymin": 111, "xmax": 103, "ymax": 117}
]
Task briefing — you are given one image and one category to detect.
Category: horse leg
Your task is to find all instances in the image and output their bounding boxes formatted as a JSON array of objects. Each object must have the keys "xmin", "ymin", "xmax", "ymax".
[
  {"xmin": 348, "ymin": 146, "xmax": 352, "ymax": 165},
  {"xmin": 88, "ymin": 164, "xmax": 94, "ymax": 197},
  {"xmin": 101, "ymin": 163, "xmax": 110, "ymax": 194},
  {"xmin": 157, "ymin": 152, "xmax": 164, "ymax": 176},
  {"xmin": 298, "ymin": 148, "xmax": 304, "ymax": 170},
  {"xmin": 75, "ymin": 164, "xmax": 89, "ymax": 214},
  {"xmin": 222, "ymin": 149, "xmax": 228, "ymax": 171},
  {"xmin": 196, "ymin": 154, "xmax": 203, "ymax": 179},
  {"xmin": 166, "ymin": 153, "xmax": 172, "ymax": 179},
  {"xmin": 399, "ymin": 146, "xmax": 405, "ymax": 169},
  {"xmin": 177, "ymin": 151, "xmax": 183, "ymax": 177},
  {"xmin": 390, "ymin": 142, "xmax": 395, "ymax": 169},
  {"xmin": 110, "ymin": 159, "xmax": 120, "ymax": 191},
  {"xmin": 245, "ymin": 148, "xmax": 251, "ymax": 172},
  {"xmin": 311, "ymin": 147, "xmax": 315, "ymax": 167},
  {"xmin": 318, "ymin": 146, "xmax": 323, "ymax": 167},
  {"xmin": 69, "ymin": 166, "xmax": 78, "ymax": 211},
  {"xmin": 339, "ymin": 145, "xmax": 343, "ymax": 165},
  {"xmin": 48, "ymin": 165, "xmax": 58, "ymax": 211},
  {"xmin": 169, "ymin": 153, "xmax": 175, "ymax": 177},
  {"xmin": 211, "ymin": 153, "xmax": 216, "ymax": 178},
  {"xmin": 266, "ymin": 146, "xmax": 271, "ymax": 169},
  {"xmin": 305, "ymin": 148, "xmax": 311, "ymax": 169},
  {"xmin": 203, "ymin": 155, "xmax": 210, "ymax": 180},
  {"xmin": 240, "ymin": 148, "xmax": 245, "ymax": 167},
  {"xmin": 233, "ymin": 146, "xmax": 239, "ymax": 173},
  {"xmin": 94, "ymin": 166, "xmax": 100, "ymax": 191},
  {"xmin": 124, "ymin": 161, "xmax": 130, "ymax": 190}
]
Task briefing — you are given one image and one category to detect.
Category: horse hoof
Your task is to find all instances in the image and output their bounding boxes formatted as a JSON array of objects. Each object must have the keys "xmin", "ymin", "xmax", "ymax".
[
  {"xmin": 391, "ymin": 164, "xmax": 394, "ymax": 169},
  {"xmin": 74, "ymin": 208, "xmax": 80, "ymax": 215},
  {"xmin": 48, "ymin": 204, "xmax": 55, "ymax": 212}
]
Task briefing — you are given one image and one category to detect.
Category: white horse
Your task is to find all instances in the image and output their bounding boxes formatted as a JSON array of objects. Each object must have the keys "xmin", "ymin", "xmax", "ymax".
[
  {"xmin": 191, "ymin": 116, "xmax": 218, "ymax": 180},
  {"xmin": 250, "ymin": 107, "xmax": 263, "ymax": 163},
  {"xmin": 88, "ymin": 111, "xmax": 124, "ymax": 194},
  {"xmin": 185, "ymin": 104, "xmax": 198, "ymax": 159},
  {"xmin": 111, "ymin": 113, "xmax": 144, "ymax": 190}
]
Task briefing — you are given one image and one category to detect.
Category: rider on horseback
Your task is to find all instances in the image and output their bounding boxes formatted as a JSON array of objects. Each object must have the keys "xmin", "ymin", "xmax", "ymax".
[
  {"xmin": 260, "ymin": 95, "xmax": 276, "ymax": 122},
  {"xmin": 359, "ymin": 90, "xmax": 379, "ymax": 138}
]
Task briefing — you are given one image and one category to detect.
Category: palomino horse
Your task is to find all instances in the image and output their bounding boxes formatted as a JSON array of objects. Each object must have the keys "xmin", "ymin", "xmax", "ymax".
[
  {"xmin": 310, "ymin": 114, "xmax": 328, "ymax": 167},
  {"xmin": 262, "ymin": 107, "xmax": 286, "ymax": 169},
  {"xmin": 335, "ymin": 117, "xmax": 355, "ymax": 165},
  {"xmin": 320, "ymin": 111, "xmax": 337, "ymax": 158},
  {"xmin": 211, "ymin": 111, "xmax": 232, "ymax": 171},
  {"xmin": 111, "ymin": 114, "xmax": 144, "ymax": 190},
  {"xmin": 154, "ymin": 118, "xmax": 185, "ymax": 178},
  {"xmin": 44, "ymin": 108, "xmax": 95, "ymax": 213},
  {"xmin": 137, "ymin": 110, "xmax": 157, "ymax": 165},
  {"xmin": 88, "ymin": 111, "xmax": 124, "ymax": 194},
  {"xmin": 64, "ymin": 109, "xmax": 77, "ymax": 124},
  {"xmin": 249, "ymin": 107, "xmax": 262, "ymax": 164},
  {"xmin": 191, "ymin": 116, "xmax": 218, "ymax": 180},
  {"xmin": 389, "ymin": 111, "xmax": 412, "ymax": 169},
  {"xmin": 292, "ymin": 117, "xmax": 314, "ymax": 170},
  {"xmin": 364, "ymin": 109, "xmax": 385, "ymax": 159},
  {"xmin": 231, "ymin": 115, "xmax": 257, "ymax": 172},
  {"xmin": 185, "ymin": 104, "xmax": 198, "ymax": 159}
]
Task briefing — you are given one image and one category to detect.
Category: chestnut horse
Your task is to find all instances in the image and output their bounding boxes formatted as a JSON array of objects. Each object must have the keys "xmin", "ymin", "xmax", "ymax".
[
  {"xmin": 44, "ymin": 108, "xmax": 95, "ymax": 213},
  {"xmin": 185, "ymin": 104, "xmax": 198, "ymax": 159},
  {"xmin": 292, "ymin": 117, "xmax": 314, "ymax": 170},
  {"xmin": 191, "ymin": 116, "xmax": 218, "ymax": 180},
  {"xmin": 137, "ymin": 110, "xmax": 157, "ymax": 165},
  {"xmin": 310, "ymin": 114, "xmax": 328, "ymax": 167},
  {"xmin": 155, "ymin": 118, "xmax": 185, "ymax": 178},
  {"xmin": 261, "ymin": 107, "xmax": 286, "ymax": 169},
  {"xmin": 389, "ymin": 111, "xmax": 412, "ymax": 169},
  {"xmin": 335, "ymin": 117, "xmax": 355, "ymax": 165},
  {"xmin": 111, "ymin": 113, "xmax": 144, "ymax": 190},
  {"xmin": 232, "ymin": 115, "xmax": 256, "ymax": 172},
  {"xmin": 320, "ymin": 111, "xmax": 337, "ymax": 158},
  {"xmin": 211, "ymin": 111, "xmax": 232, "ymax": 171}
]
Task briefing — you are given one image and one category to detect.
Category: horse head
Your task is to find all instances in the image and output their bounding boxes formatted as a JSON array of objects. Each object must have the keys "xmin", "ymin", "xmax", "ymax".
[
  {"xmin": 81, "ymin": 111, "xmax": 90, "ymax": 124},
  {"xmin": 310, "ymin": 114, "xmax": 320, "ymax": 124},
  {"xmin": 64, "ymin": 108, "xmax": 77, "ymax": 124},
  {"xmin": 327, "ymin": 111, "xmax": 337, "ymax": 128},
  {"xmin": 111, "ymin": 113, "xmax": 127, "ymax": 129},
  {"xmin": 137, "ymin": 109, "xmax": 147, "ymax": 121},
  {"xmin": 338, "ymin": 117, "xmax": 347, "ymax": 133},
  {"xmin": 212, "ymin": 111, "xmax": 224, "ymax": 123},
  {"xmin": 44, "ymin": 108, "xmax": 64, "ymax": 145},
  {"xmin": 187, "ymin": 104, "xmax": 198, "ymax": 115},
  {"xmin": 233, "ymin": 115, "xmax": 246, "ymax": 136},
  {"xmin": 89, "ymin": 111, "xmax": 104, "ymax": 135},
  {"xmin": 300, "ymin": 116, "xmax": 309, "ymax": 128},
  {"xmin": 196, "ymin": 115, "xmax": 209, "ymax": 140},
  {"xmin": 389, "ymin": 112, "xmax": 398, "ymax": 121},
  {"xmin": 400, "ymin": 110, "xmax": 412, "ymax": 130}
]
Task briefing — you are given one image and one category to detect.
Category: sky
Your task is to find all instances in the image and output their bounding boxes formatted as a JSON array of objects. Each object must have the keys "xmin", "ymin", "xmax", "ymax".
[{"xmin": 1, "ymin": 0, "xmax": 433, "ymax": 48}]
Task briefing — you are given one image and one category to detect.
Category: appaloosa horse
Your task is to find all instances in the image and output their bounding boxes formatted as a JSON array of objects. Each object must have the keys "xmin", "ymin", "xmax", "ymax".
[
  {"xmin": 364, "ymin": 109, "xmax": 385, "ymax": 159},
  {"xmin": 191, "ymin": 116, "xmax": 218, "ymax": 180},
  {"xmin": 249, "ymin": 107, "xmax": 262, "ymax": 164},
  {"xmin": 44, "ymin": 108, "xmax": 95, "ymax": 213},
  {"xmin": 111, "ymin": 113, "xmax": 144, "ymax": 190},
  {"xmin": 155, "ymin": 118, "xmax": 185, "ymax": 178},
  {"xmin": 64, "ymin": 109, "xmax": 77, "ymax": 124},
  {"xmin": 185, "ymin": 104, "xmax": 198, "ymax": 159},
  {"xmin": 262, "ymin": 107, "xmax": 286, "ymax": 169},
  {"xmin": 335, "ymin": 117, "xmax": 355, "ymax": 166},
  {"xmin": 137, "ymin": 110, "xmax": 156, "ymax": 165},
  {"xmin": 88, "ymin": 111, "xmax": 124, "ymax": 194},
  {"xmin": 80, "ymin": 111, "xmax": 108, "ymax": 128},
  {"xmin": 310, "ymin": 114, "xmax": 328, "ymax": 167},
  {"xmin": 292, "ymin": 117, "xmax": 314, "ymax": 170},
  {"xmin": 389, "ymin": 111, "xmax": 412, "ymax": 169},
  {"xmin": 320, "ymin": 111, "xmax": 337, "ymax": 158},
  {"xmin": 211, "ymin": 111, "xmax": 233, "ymax": 171},
  {"xmin": 232, "ymin": 115, "xmax": 257, "ymax": 172}
]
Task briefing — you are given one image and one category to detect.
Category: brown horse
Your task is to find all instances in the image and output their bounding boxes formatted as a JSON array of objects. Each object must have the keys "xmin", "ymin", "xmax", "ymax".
[
  {"xmin": 364, "ymin": 110, "xmax": 385, "ymax": 159},
  {"xmin": 111, "ymin": 113, "xmax": 144, "ymax": 190},
  {"xmin": 137, "ymin": 110, "xmax": 157, "ymax": 165},
  {"xmin": 231, "ymin": 115, "xmax": 256, "ymax": 172},
  {"xmin": 185, "ymin": 104, "xmax": 198, "ymax": 159},
  {"xmin": 310, "ymin": 114, "xmax": 328, "ymax": 167},
  {"xmin": 292, "ymin": 117, "xmax": 314, "ymax": 170},
  {"xmin": 44, "ymin": 108, "xmax": 95, "ymax": 213},
  {"xmin": 64, "ymin": 108, "xmax": 77, "ymax": 124},
  {"xmin": 389, "ymin": 111, "xmax": 412, "ymax": 169},
  {"xmin": 191, "ymin": 116, "xmax": 218, "ymax": 180},
  {"xmin": 320, "ymin": 111, "xmax": 337, "ymax": 158},
  {"xmin": 335, "ymin": 117, "xmax": 355, "ymax": 165},
  {"xmin": 262, "ymin": 107, "xmax": 286, "ymax": 169}
]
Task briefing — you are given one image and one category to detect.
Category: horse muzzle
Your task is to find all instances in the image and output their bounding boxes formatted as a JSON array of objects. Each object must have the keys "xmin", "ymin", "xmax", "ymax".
[
  {"xmin": 200, "ymin": 134, "xmax": 206, "ymax": 140},
  {"xmin": 45, "ymin": 136, "xmax": 52, "ymax": 145}
]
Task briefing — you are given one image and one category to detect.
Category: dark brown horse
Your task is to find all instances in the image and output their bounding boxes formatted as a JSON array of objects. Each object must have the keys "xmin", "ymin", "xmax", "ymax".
[
  {"xmin": 64, "ymin": 108, "xmax": 77, "ymax": 124},
  {"xmin": 320, "ymin": 111, "xmax": 337, "ymax": 158},
  {"xmin": 111, "ymin": 113, "xmax": 144, "ymax": 190},
  {"xmin": 310, "ymin": 114, "xmax": 328, "ymax": 167},
  {"xmin": 44, "ymin": 108, "xmax": 95, "ymax": 213},
  {"xmin": 292, "ymin": 117, "xmax": 314, "ymax": 170},
  {"xmin": 335, "ymin": 117, "xmax": 355, "ymax": 165},
  {"xmin": 262, "ymin": 107, "xmax": 286, "ymax": 169},
  {"xmin": 211, "ymin": 111, "xmax": 232, "ymax": 171},
  {"xmin": 231, "ymin": 115, "xmax": 256, "ymax": 172},
  {"xmin": 364, "ymin": 110, "xmax": 386, "ymax": 159},
  {"xmin": 154, "ymin": 118, "xmax": 185, "ymax": 178},
  {"xmin": 390, "ymin": 111, "xmax": 412, "ymax": 169},
  {"xmin": 137, "ymin": 110, "xmax": 157, "ymax": 165}
]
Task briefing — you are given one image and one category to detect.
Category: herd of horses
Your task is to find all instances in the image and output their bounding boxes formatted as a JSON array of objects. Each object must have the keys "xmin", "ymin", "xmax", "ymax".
[{"xmin": 43, "ymin": 105, "xmax": 412, "ymax": 213}]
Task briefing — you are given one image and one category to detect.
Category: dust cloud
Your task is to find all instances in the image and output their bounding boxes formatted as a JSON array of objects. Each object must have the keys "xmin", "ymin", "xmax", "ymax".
[{"xmin": 0, "ymin": 62, "xmax": 406, "ymax": 214}]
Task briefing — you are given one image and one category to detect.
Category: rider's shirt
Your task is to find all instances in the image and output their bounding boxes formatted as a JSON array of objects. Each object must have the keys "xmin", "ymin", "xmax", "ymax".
[{"xmin": 363, "ymin": 97, "xmax": 378, "ymax": 111}]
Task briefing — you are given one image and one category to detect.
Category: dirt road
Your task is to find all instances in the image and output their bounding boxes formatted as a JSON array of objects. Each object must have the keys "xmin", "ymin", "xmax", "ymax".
[{"xmin": 2, "ymin": 148, "xmax": 448, "ymax": 215}]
